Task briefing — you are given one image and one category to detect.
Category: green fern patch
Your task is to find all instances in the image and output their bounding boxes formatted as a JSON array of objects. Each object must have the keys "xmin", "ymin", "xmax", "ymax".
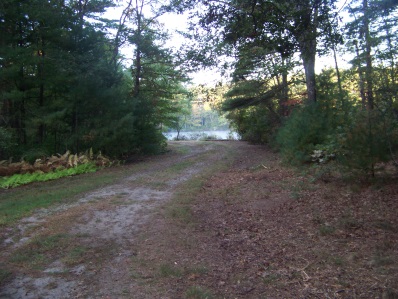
[{"xmin": 0, "ymin": 163, "xmax": 97, "ymax": 189}]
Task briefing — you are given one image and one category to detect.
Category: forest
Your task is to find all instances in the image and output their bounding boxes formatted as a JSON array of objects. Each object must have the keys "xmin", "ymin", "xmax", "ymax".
[{"xmin": 1, "ymin": 0, "xmax": 398, "ymax": 177}]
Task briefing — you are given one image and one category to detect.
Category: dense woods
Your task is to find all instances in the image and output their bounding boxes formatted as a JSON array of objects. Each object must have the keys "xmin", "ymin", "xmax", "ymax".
[
  {"xmin": 0, "ymin": 0, "xmax": 189, "ymax": 160},
  {"xmin": 1, "ymin": 0, "xmax": 397, "ymax": 176}
]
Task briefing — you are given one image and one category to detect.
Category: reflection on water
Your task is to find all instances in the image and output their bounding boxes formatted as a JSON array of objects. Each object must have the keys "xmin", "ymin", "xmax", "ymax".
[{"xmin": 164, "ymin": 130, "xmax": 240, "ymax": 140}]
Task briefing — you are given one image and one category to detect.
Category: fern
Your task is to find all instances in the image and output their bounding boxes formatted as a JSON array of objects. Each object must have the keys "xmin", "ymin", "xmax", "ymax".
[{"xmin": 0, "ymin": 163, "xmax": 97, "ymax": 189}]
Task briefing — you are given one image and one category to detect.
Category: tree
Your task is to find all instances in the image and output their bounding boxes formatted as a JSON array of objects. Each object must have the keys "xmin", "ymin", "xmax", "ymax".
[
  {"xmin": 175, "ymin": 0, "xmax": 339, "ymax": 103},
  {"xmin": 346, "ymin": 0, "xmax": 398, "ymax": 110}
]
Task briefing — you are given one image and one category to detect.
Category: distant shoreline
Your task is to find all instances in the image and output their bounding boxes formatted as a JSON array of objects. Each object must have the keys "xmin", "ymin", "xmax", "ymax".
[{"xmin": 163, "ymin": 130, "xmax": 239, "ymax": 140}]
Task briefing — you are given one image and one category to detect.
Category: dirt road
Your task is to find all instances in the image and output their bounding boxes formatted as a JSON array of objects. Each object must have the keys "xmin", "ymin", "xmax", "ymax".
[
  {"xmin": 1, "ymin": 140, "xmax": 397, "ymax": 298},
  {"xmin": 0, "ymin": 141, "xmax": 249, "ymax": 298}
]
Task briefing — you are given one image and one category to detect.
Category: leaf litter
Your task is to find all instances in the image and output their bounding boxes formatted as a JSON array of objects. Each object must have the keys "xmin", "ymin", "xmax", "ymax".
[{"xmin": 0, "ymin": 141, "xmax": 397, "ymax": 298}]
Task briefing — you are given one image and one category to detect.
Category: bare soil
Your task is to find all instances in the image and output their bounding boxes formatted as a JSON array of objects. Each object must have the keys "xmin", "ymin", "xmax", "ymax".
[{"xmin": 0, "ymin": 141, "xmax": 397, "ymax": 298}]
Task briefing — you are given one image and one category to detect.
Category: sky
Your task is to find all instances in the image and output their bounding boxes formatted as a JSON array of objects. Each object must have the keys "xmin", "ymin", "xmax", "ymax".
[{"xmin": 104, "ymin": 0, "xmax": 352, "ymax": 85}]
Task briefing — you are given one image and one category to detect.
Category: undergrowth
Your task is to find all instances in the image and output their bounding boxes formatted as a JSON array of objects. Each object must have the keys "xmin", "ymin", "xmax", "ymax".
[{"xmin": 0, "ymin": 163, "xmax": 97, "ymax": 189}]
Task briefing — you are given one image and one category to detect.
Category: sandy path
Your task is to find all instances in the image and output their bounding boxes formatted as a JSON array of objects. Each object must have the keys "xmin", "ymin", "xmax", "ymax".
[{"xmin": 0, "ymin": 141, "xmax": 228, "ymax": 299}]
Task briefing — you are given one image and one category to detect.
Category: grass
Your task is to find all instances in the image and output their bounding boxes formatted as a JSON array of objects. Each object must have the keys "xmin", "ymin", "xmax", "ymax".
[
  {"xmin": 185, "ymin": 286, "xmax": 214, "ymax": 299},
  {"xmin": 262, "ymin": 273, "xmax": 280, "ymax": 285},
  {"xmin": 9, "ymin": 233, "xmax": 70, "ymax": 269},
  {"xmin": 8, "ymin": 232, "xmax": 95, "ymax": 273},
  {"xmin": 169, "ymin": 143, "xmax": 192, "ymax": 155},
  {"xmin": 0, "ymin": 167, "xmax": 130, "ymax": 226},
  {"xmin": 331, "ymin": 255, "xmax": 345, "ymax": 266},
  {"xmin": 0, "ymin": 268, "xmax": 11, "ymax": 284},
  {"xmin": 159, "ymin": 263, "xmax": 183, "ymax": 277},
  {"xmin": 62, "ymin": 246, "xmax": 87, "ymax": 266},
  {"xmin": 165, "ymin": 143, "xmax": 237, "ymax": 224},
  {"xmin": 0, "ymin": 141, "xmax": 232, "ymax": 227},
  {"xmin": 319, "ymin": 224, "xmax": 336, "ymax": 236},
  {"xmin": 167, "ymin": 205, "xmax": 193, "ymax": 223}
]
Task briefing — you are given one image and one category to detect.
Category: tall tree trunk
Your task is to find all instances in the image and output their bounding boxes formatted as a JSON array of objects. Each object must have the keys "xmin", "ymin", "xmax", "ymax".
[
  {"xmin": 133, "ymin": 0, "xmax": 143, "ymax": 97},
  {"xmin": 38, "ymin": 83, "xmax": 45, "ymax": 144},
  {"xmin": 301, "ymin": 47, "xmax": 317, "ymax": 103},
  {"xmin": 72, "ymin": 103, "xmax": 79, "ymax": 153},
  {"xmin": 363, "ymin": 0, "xmax": 374, "ymax": 110},
  {"xmin": 272, "ymin": 54, "xmax": 288, "ymax": 117},
  {"xmin": 332, "ymin": 44, "xmax": 344, "ymax": 107},
  {"xmin": 295, "ymin": 2, "xmax": 318, "ymax": 104},
  {"xmin": 38, "ymin": 48, "xmax": 45, "ymax": 144},
  {"xmin": 383, "ymin": 16, "xmax": 397, "ymax": 108},
  {"xmin": 20, "ymin": 98, "xmax": 27, "ymax": 145},
  {"xmin": 133, "ymin": 49, "xmax": 141, "ymax": 97},
  {"xmin": 354, "ymin": 40, "xmax": 367, "ymax": 109},
  {"xmin": 279, "ymin": 56, "xmax": 289, "ymax": 116}
]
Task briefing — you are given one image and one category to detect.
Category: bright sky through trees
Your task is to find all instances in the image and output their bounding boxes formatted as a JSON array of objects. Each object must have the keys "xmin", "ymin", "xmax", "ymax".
[{"xmin": 104, "ymin": 0, "xmax": 352, "ymax": 85}]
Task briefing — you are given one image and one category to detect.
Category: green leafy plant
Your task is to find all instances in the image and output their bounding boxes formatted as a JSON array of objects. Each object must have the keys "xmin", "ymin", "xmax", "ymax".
[{"xmin": 0, "ymin": 163, "xmax": 97, "ymax": 189}]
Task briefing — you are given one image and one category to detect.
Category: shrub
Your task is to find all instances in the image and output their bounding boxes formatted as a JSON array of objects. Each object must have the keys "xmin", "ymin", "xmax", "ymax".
[
  {"xmin": 277, "ymin": 100, "xmax": 398, "ymax": 177},
  {"xmin": 276, "ymin": 102, "xmax": 338, "ymax": 165},
  {"xmin": 333, "ymin": 109, "xmax": 398, "ymax": 175},
  {"xmin": 226, "ymin": 104, "xmax": 279, "ymax": 144}
]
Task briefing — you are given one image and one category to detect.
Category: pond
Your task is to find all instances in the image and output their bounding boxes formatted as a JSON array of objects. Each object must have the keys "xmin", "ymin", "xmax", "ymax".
[{"xmin": 164, "ymin": 130, "xmax": 240, "ymax": 141}]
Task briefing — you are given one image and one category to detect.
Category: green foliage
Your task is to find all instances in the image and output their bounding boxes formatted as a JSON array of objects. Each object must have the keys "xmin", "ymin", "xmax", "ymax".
[
  {"xmin": 0, "ymin": 166, "xmax": 123, "ymax": 226},
  {"xmin": 333, "ymin": 109, "xmax": 398, "ymax": 175},
  {"xmin": 0, "ymin": 128, "xmax": 16, "ymax": 160},
  {"xmin": 276, "ymin": 103, "xmax": 337, "ymax": 165},
  {"xmin": 222, "ymin": 78, "xmax": 284, "ymax": 144},
  {"xmin": 167, "ymin": 84, "xmax": 229, "ymax": 133},
  {"xmin": 0, "ymin": 268, "xmax": 11, "ymax": 284},
  {"xmin": 226, "ymin": 105, "xmax": 279, "ymax": 144},
  {"xmin": 0, "ymin": 0, "xmax": 188, "ymax": 160},
  {"xmin": 22, "ymin": 148, "xmax": 50, "ymax": 164},
  {"xmin": 277, "ymin": 98, "xmax": 398, "ymax": 176},
  {"xmin": 0, "ymin": 163, "xmax": 97, "ymax": 189},
  {"xmin": 159, "ymin": 263, "xmax": 183, "ymax": 277}
]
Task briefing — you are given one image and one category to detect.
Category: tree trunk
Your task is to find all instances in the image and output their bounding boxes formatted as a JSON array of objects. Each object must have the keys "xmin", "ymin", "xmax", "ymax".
[
  {"xmin": 133, "ymin": 49, "xmax": 141, "ymax": 97},
  {"xmin": 354, "ymin": 41, "xmax": 367, "ymax": 109},
  {"xmin": 383, "ymin": 17, "xmax": 397, "ymax": 108},
  {"xmin": 38, "ymin": 50, "xmax": 45, "ymax": 144},
  {"xmin": 302, "ymin": 51, "xmax": 317, "ymax": 103},
  {"xmin": 279, "ymin": 56, "xmax": 289, "ymax": 116},
  {"xmin": 332, "ymin": 45, "xmax": 344, "ymax": 107},
  {"xmin": 133, "ymin": 1, "xmax": 143, "ymax": 97},
  {"xmin": 38, "ymin": 82, "xmax": 45, "ymax": 144},
  {"xmin": 363, "ymin": 0, "xmax": 374, "ymax": 110},
  {"xmin": 295, "ymin": 2, "xmax": 318, "ymax": 104}
]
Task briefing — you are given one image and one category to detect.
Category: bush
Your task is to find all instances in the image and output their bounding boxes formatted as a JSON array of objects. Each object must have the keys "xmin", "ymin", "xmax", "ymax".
[
  {"xmin": 276, "ymin": 100, "xmax": 398, "ymax": 177},
  {"xmin": 333, "ymin": 109, "xmax": 398, "ymax": 175},
  {"xmin": 226, "ymin": 104, "xmax": 280, "ymax": 144},
  {"xmin": 276, "ymin": 102, "xmax": 338, "ymax": 165}
]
